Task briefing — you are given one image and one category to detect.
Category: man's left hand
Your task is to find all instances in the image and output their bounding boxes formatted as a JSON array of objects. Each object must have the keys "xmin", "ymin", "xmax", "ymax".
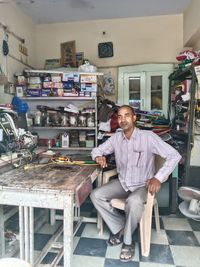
[{"xmin": 146, "ymin": 177, "xmax": 161, "ymax": 195}]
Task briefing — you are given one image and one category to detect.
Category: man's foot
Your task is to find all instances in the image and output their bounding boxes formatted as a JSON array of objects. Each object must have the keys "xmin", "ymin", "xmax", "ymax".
[
  {"xmin": 120, "ymin": 243, "xmax": 135, "ymax": 262},
  {"xmin": 106, "ymin": 230, "xmax": 123, "ymax": 246}
]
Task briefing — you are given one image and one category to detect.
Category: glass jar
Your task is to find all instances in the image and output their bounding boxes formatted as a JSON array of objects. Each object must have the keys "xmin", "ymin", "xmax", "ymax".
[
  {"xmin": 34, "ymin": 111, "xmax": 41, "ymax": 126},
  {"xmin": 87, "ymin": 113, "xmax": 95, "ymax": 127},
  {"xmin": 69, "ymin": 113, "xmax": 78, "ymax": 127},
  {"xmin": 61, "ymin": 114, "xmax": 68, "ymax": 126},
  {"xmin": 78, "ymin": 113, "xmax": 87, "ymax": 127}
]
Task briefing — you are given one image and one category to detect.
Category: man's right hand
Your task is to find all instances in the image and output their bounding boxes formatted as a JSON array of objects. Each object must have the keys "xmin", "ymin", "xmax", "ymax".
[{"xmin": 95, "ymin": 156, "xmax": 107, "ymax": 168}]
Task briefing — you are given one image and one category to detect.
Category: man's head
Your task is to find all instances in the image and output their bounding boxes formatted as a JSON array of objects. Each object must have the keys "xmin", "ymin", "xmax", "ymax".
[{"xmin": 117, "ymin": 105, "xmax": 137, "ymax": 133}]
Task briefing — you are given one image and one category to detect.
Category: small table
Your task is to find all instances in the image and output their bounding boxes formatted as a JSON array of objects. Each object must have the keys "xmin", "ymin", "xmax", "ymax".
[{"xmin": 0, "ymin": 163, "xmax": 100, "ymax": 267}]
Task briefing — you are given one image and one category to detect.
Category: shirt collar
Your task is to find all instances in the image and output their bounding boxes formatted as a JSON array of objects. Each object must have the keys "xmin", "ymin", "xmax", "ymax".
[{"xmin": 121, "ymin": 127, "xmax": 139, "ymax": 140}]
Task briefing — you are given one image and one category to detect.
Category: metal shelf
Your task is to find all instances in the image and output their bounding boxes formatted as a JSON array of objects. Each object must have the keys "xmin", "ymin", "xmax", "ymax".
[
  {"xmin": 51, "ymin": 147, "xmax": 93, "ymax": 151},
  {"xmin": 30, "ymin": 126, "xmax": 96, "ymax": 130},
  {"xmin": 22, "ymin": 96, "xmax": 96, "ymax": 101},
  {"xmin": 24, "ymin": 68, "xmax": 103, "ymax": 76}
]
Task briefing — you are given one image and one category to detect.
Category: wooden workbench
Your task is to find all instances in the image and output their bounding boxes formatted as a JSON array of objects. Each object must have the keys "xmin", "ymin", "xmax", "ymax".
[{"xmin": 0, "ymin": 163, "xmax": 100, "ymax": 267}]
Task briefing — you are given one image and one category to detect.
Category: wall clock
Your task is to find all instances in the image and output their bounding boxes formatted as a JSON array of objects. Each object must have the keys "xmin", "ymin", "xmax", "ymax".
[{"xmin": 98, "ymin": 42, "xmax": 113, "ymax": 58}]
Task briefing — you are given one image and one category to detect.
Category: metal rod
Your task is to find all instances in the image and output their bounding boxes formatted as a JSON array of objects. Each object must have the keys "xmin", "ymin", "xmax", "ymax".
[
  {"xmin": 0, "ymin": 22, "xmax": 25, "ymax": 43},
  {"xmin": 184, "ymin": 69, "xmax": 197, "ymax": 185},
  {"xmin": 8, "ymin": 53, "xmax": 34, "ymax": 69}
]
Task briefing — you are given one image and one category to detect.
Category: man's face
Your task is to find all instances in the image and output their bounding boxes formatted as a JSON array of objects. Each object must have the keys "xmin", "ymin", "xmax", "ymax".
[{"xmin": 117, "ymin": 107, "xmax": 136, "ymax": 131}]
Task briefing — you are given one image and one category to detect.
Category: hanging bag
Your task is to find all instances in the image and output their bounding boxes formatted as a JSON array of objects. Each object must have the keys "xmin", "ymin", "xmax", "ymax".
[{"xmin": 98, "ymin": 99, "xmax": 116, "ymax": 122}]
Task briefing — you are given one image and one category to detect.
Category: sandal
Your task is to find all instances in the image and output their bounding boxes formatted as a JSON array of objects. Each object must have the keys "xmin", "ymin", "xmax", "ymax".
[
  {"xmin": 120, "ymin": 243, "xmax": 135, "ymax": 262},
  {"xmin": 106, "ymin": 230, "xmax": 123, "ymax": 246}
]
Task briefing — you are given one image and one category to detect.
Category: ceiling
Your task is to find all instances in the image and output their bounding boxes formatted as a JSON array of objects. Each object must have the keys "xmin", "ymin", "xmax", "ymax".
[{"xmin": 1, "ymin": 0, "xmax": 193, "ymax": 24}]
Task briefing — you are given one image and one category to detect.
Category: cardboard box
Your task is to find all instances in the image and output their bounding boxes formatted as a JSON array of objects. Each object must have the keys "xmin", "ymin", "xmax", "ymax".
[
  {"xmin": 80, "ymin": 74, "xmax": 97, "ymax": 83},
  {"xmin": 61, "ymin": 132, "xmax": 69, "ymax": 148},
  {"xmin": 28, "ymin": 76, "xmax": 41, "ymax": 84},
  {"xmin": 16, "ymin": 86, "xmax": 25, "ymax": 97},
  {"xmin": 51, "ymin": 74, "xmax": 62, "ymax": 82},
  {"xmin": 43, "ymin": 81, "xmax": 52, "ymax": 88},
  {"xmin": 81, "ymin": 83, "xmax": 97, "ymax": 92},
  {"xmin": 26, "ymin": 89, "xmax": 41, "ymax": 97},
  {"xmin": 62, "ymin": 72, "xmax": 79, "ymax": 82},
  {"xmin": 41, "ymin": 89, "xmax": 51, "ymax": 96},
  {"xmin": 28, "ymin": 83, "xmax": 42, "ymax": 89},
  {"xmin": 52, "ymin": 82, "xmax": 63, "ymax": 88}
]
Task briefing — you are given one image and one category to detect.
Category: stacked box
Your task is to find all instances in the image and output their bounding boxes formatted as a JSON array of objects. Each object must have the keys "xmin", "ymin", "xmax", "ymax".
[
  {"xmin": 80, "ymin": 74, "xmax": 97, "ymax": 83},
  {"xmin": 62, "ymin": 72, "xmax": 79, "ymax": 82},
  {"xmin": 26, "ymin": 89, "xmax": 41, "ymax": 97},
  {"xmin": 81, "ymin": 83, "xmax": 97, "ymax": 92},
  {"xmin": 80, "ymin": 74, "xmax": 97, "ymax": 93}
]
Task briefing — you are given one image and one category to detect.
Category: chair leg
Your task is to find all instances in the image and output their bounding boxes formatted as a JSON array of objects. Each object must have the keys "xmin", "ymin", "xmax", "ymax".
[
  {"xmin": 140, "ymin": 193, "xmax": 154, "ymax": 257},
  {"xmin": 153, "ymin": 200, "xmax": 160, "ymax": 232},
  {"xmin": 97, "ymin": 213, "xmax": 104, "ymax": 235}
]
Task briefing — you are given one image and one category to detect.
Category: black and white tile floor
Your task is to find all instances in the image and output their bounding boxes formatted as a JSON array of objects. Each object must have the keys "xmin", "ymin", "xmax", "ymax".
[{"xmin": 5, "ymin": 201, "xmax": 200, "ymax": 267}]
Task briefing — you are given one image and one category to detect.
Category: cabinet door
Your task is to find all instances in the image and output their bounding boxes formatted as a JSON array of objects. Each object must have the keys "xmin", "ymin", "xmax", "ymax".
[
  {"xmin": 123, "ymin": 72, "xmax": 146, "ymax": 110},
  {"xmin": 146, "ymin": 71, "xmax": 169, "ymax": 116}
]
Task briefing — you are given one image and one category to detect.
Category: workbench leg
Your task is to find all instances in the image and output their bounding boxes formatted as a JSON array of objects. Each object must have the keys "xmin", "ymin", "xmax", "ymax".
[
  {"xmin": 24, "ymin": 206, "xmax": 30, "ymax": 262},
  {"xmin": 19, "ymin": 206, "xmax": 25, "ymax": 260},
  {"xmin": 50, "ymin": 209, "xmax": 56, "ymax": 225},
  {"xmin": 29, "ymin": 207, "xmax": 34, "ymax": 265},
  {"xmin": 0, "ymin": 206, "xmax": 5, "ymax": 257},
  {"xmin": 63, "ymin": 195, "xmax": 74, "ymax": 267}
]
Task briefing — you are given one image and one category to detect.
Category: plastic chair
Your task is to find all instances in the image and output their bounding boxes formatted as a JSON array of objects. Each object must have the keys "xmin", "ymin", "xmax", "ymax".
[
  {"xmin": 110, "ymin": 190, "xmax": 160, "ymax": 257},
  {"xmin": 98, "ymin": 155, "xmax": 165, "ymax": 257},
  {"xmin": 0, "ymin": 258, "xmax": 32, "ymax": 267}
]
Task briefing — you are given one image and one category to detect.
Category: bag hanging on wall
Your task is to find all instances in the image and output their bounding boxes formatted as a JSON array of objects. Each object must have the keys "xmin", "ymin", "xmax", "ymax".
[{"xmin": 98, "ymin": 99, "xmax": 116, "ymax": 122}]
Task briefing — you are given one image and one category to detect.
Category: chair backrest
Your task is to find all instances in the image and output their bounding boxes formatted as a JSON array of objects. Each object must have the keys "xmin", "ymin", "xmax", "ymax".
[{"xmin": 155, "ymin": 155, "xmax": 165, "ymax": 172}]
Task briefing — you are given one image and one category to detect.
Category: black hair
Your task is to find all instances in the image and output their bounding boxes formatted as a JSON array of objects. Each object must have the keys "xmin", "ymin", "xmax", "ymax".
[{"xmin": 118, "ymin": 105, "xmax": 135, "ymax": 115}]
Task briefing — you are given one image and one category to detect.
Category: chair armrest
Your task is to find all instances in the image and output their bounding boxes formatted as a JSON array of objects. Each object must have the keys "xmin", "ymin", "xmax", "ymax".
[
  {"xmin": 145, "ymin": 191, "xmax": 155, "ymax": 210},
  {"xmin": 102, "ymin": 168, "xmax": 117, "ymax": 184}
]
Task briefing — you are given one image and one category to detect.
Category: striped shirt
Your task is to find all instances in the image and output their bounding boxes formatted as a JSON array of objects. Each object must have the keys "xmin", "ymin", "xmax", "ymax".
[{"xmin": 91, "ymin": 128, "xmax": 181, "ymax": 192}]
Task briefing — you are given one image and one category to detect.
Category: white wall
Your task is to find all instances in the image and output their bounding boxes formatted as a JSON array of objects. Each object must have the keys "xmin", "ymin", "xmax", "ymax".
[
  {"xmin": 35, "ymin": 15, "xmax": 183, "ymax": 102},
  {"xmin": 183, "ymin": 0, "xmax": 200, "ymax": 48},
  {"xmin": 0, "ymin": 3, "xmax": 36, "ymax": 103},
  {"xmin": 0, "ymin": 7, "xmax": 185, "ymax": 104},
  {"xmin": 36, "ymin": 15, "xmax": 183, "ymax": 69}
]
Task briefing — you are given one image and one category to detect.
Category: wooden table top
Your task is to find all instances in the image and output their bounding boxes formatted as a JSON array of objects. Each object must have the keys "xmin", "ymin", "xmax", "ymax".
[{"xmin": 0, "ymin": 163, "xmax": 98, "ymax": 194}]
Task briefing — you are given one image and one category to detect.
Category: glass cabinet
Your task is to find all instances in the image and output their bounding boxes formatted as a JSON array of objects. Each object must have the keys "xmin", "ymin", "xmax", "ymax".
[{"xmin": 118, "ymin": 64, "xmax": 173, "ymax": 117}]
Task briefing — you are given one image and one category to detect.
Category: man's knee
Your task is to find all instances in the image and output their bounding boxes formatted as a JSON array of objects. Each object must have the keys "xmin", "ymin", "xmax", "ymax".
[
  {"xmin": 125, "ymin": 194, "xmax": 145, "ymax": 213},
  {"xmin": 90, "ymin": 187, "xmax": 101, "ymax": 203}
]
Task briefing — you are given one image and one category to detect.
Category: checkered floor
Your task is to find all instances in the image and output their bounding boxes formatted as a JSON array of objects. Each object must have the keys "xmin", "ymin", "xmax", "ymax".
[{"xmin": 5, "ymin": 200, "xmax": 200, "ymax": 267}]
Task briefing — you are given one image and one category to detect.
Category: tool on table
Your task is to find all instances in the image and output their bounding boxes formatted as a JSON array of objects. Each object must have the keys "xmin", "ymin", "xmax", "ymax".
[{"xmin": 24, "ymin": 155, "xmax": 98, "ymax": 170}]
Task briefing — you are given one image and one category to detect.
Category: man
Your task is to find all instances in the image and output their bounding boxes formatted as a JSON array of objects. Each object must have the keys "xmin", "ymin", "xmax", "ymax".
[{"xmin": 90, "ymin": 105, "xmax": 181, "ymax": 262}]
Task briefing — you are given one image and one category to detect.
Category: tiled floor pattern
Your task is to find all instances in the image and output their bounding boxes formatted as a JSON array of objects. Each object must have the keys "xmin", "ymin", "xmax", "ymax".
[{"xmin": 5, "ymin": 202, "xmax": 200, "ymax": 267}]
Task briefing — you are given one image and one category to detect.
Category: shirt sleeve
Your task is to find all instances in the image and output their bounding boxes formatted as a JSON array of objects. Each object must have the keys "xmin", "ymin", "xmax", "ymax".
[
  {"xmin": 91, "ymin": 135, "xmax": 115, "ymax": 160},
  {"xmin": 149, "ymin": 132, "xmax": 182, "ymax": 183}
]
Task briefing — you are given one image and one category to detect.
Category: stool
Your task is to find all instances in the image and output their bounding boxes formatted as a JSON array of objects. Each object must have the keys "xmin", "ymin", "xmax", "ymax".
[{"xmin": 0, "ymin": 258, "xmax": 32, "ymax": 267}]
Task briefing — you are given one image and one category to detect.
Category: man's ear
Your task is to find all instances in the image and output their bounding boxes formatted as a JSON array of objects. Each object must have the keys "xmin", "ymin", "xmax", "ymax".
[{"xmin": 133, "ymin": 114, "xmax": 137, "ymax": 122}]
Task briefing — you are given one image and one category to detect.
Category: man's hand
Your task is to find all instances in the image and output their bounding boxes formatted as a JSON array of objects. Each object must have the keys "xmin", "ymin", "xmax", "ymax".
[
  {"xmin": 146, "ymin": 177, "xmax": 161, "ymax": 195},
  {"xmin": 95, "ymin": 156, "xmax": 107, "ymax": 168}
]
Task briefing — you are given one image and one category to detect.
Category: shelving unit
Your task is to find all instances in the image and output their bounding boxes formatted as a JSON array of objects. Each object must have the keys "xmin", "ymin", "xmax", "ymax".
[
  {"xmin": 168, "ymin": 67, "xmax": 200, "ymax": 187},
  {"xmin": 19, "ymin": 69, "xmax": 103, "ymax": 153}
]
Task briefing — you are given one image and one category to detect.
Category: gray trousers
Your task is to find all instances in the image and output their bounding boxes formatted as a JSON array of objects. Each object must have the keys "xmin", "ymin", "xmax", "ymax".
[{"xmin": 90, "ymin": 178, "xmax": 147, "ymax": 245}]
